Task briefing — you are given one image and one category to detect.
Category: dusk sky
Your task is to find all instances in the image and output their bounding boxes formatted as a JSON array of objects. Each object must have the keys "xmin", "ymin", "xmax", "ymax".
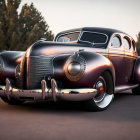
[{"xmin": 22, "ymin": 0, "xmax": 140, "ymax": 40}]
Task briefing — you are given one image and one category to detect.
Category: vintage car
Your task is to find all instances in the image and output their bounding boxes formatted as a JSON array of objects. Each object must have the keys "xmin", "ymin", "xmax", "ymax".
[{"xmin": 0, "ymin": 27, "xmax": 140, "ymax": 111}]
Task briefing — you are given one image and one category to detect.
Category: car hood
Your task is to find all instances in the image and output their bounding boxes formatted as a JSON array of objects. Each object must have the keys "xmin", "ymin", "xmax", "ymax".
[{"xmin": 28, "ymin": 41, "xmax": 108, "ymax": 57}]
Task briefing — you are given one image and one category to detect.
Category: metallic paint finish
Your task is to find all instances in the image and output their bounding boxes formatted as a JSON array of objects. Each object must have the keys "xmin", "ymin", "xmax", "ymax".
[
  {"xmin": 25, "ymin": 41, "xmax": 110, "ymax": 89},
  {"xmin": 15, "ymin": 56, "xmax": 24, "ymax": 63},
  {"xmin": 0, "ymin": 51, "xmax": 25, "ymax": 85},
  {"xmin": 0, "ymin": 27, "xmax": 139, "ymax": 102},
  {"xmin": 80, "ymin": 51, "xmax": 115, "ymax": 88},
  {"xmin": 0, "ymin": 56, "xmax": 3, "ymax": 74},
  {"xmin": 108, "ymin": 32, "xmax": 137, "ymax": 85},
  {"xmin": 133, "ymin": 57, "xmax": 140, "ymax": 84},
  {"xmin": 26, "ymin": 46, "xmax": 32, "ymax": 89},
  {"xmin": 52, "ymin": 50, "xmax": 115, "ymax": 89}
]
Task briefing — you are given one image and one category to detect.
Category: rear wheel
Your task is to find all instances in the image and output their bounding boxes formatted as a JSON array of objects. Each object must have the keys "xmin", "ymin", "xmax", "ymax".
[{"xmin": 85, "ymin": 71, "xmax": 114, "ymax": 111}]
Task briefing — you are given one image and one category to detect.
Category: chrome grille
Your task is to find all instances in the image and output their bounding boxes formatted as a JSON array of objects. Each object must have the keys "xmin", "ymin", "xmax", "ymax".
[{"xmin": 29, "ymin": 56, "xmax": 53, "ymax": 89}]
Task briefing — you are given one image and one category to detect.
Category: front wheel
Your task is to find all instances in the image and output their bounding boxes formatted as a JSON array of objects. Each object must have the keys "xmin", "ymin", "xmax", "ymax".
[{"xmin": 85, "ymin": 71, "xmax": 114, "ymax": 111}]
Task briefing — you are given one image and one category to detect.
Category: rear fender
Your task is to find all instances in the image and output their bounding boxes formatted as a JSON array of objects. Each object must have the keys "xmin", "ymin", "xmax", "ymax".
[{"xmin": 133, "ymin": 56, "xmax": 140, "ymax": 84}]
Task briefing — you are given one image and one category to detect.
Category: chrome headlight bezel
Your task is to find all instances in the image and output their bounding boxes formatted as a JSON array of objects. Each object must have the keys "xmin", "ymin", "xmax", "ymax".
[
  {"xmin": 67, "ymin": 61, "xmax": 81, "ymax": 76},
  {"xmin": 65, "ymin": 54, "xmax": 86, "ymax": 81}
]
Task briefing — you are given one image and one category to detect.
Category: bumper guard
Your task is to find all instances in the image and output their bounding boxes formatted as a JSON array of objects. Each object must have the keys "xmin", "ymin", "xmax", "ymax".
[{"xmin": 0, "ymin": 79, "xmax": 97, "ymax": 102}]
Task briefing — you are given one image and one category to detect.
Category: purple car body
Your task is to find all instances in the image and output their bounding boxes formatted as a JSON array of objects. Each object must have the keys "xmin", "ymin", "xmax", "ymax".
[{"xmin": 0, "ymin": 27, "xmax": 139, "ymax": 111}]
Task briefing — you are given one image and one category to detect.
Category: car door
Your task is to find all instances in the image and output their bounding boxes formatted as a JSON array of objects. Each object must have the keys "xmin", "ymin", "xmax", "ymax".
[
  {"xmin": 108, "ymin": 34, "xmax": 126, "ymax": 85},
  {"xmin": 123, "ymin": 36, "xmax": 137, "ymax": 84}
]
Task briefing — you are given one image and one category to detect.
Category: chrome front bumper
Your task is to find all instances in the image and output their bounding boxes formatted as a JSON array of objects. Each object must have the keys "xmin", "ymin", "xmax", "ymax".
[{"xmin": 0, "ymin": 79, "xmax": 97, "ymax": 102}]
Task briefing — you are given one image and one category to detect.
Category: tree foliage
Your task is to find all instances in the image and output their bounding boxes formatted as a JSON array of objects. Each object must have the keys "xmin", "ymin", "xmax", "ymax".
[
  {"xmin": 136, "ymin": 32, "xmax": 140, "ymax": 55},
  {"xmin": 0, "ymin": 0, "xmax": 54, "ymax": 51}
]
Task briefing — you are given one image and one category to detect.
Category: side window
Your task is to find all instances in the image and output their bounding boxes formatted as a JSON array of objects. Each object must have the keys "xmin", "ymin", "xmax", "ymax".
[
  {"xmin": 132, "ymin": 40, "xmax": 136, "ymax": 52},
  {"xmin": 111, "ymin": 36, "xmax": 121, "ymax": 48},
  {"xmin": 123, "ymin": 37, "xmax": 131, "ymax": 50}
]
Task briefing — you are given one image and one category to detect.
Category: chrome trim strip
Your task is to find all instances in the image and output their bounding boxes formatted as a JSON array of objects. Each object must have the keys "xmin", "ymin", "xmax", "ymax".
[
  {"xmin": 60, "ymin": 88, "xmax": 96, "ymax": 94},
  {"xmin": 108, "ymin": 53, "xmax": 137, "ymax": 59},
  {"xmin": 115, "ymin": 84, "xmax": 138, "ymax": 93}
]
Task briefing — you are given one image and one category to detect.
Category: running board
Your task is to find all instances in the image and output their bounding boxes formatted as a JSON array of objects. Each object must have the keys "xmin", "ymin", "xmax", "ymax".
[{"xmin": 115, "ymin": 84, "xmax": 139, "ymax": 93}]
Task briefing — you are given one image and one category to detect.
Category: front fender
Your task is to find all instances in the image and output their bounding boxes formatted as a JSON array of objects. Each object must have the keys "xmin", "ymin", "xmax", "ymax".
[
  {"xmin": 0, "ymin": 51, "xmax": 25, "ymax": 84},
  {"xmin": 53, "ymin": 51, "xmax": 115, "ymax": 89},
  {"xmin": 80, "ymin": 51, "xmax": 115, "ymax": 87}
]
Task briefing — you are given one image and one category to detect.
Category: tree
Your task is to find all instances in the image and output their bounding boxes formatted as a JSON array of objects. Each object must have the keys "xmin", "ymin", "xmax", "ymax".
[
  {"xmin": 0, "ymin": 0, "xmax": 7, "ymax": 51},
  {"xmin": 5, "ymin": 0, "xmax": 21, "ymax": 50},
  {"xmin": 18, "ymin": 3, "xmax": 54, "ymax": 50},
  {"xmin": 0, "ymin": 0, "xmax": 54, "ymax": 51},
  {"xmin": 136, "ymin": 32, "xmax": 140, "ymax": 55}
]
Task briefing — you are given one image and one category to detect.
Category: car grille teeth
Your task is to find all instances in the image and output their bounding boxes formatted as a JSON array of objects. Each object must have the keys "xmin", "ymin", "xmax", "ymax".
[{"xmin": 29, "ymin": 56, "xmax": 53, "ymax": 89}]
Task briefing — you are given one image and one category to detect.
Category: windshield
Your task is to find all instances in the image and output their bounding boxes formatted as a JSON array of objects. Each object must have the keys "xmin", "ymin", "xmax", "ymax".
[
  {"xmin": 56, "ymin": 32, "xmax": 80, "ymax": 43},
  {"xmin": 79, "ymin": 31, "xmax": 108, "ymax": 44}
]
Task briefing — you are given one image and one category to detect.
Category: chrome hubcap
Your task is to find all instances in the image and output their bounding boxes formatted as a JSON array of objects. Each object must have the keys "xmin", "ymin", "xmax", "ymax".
[
  {"xmin": 94, "ymin": 76, "xmax": 106, "ymax": 103},
  {"xmin": 93, "ymin": 76, "xmax": 114, "ymax": 109}
]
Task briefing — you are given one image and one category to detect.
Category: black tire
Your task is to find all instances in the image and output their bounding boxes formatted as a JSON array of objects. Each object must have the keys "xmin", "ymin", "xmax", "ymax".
[
  {"xmin": 132, "ymin": 86, "xmax": 140, "ymax": 94},
  {"xmin": 1, "ymin": 96, "xmax": 24, "ymax": 105},
  {"xmin": 85, "ymin": 71, "xmax": 114, "ymax": 111}
]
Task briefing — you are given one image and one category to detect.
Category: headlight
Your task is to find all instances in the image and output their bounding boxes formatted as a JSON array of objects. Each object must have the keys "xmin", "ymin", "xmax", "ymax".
[
  {"xmin": 68, "ymin": 62, "xmax": 81, "ymax": 76},
  {"xmin": 65, "ymin": 54, "xmax": 86, "ymax": 81}
]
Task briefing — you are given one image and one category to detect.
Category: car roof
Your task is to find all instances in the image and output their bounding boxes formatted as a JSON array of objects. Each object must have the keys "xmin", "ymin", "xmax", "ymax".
[
  {"xmin": 55, "ymin": 27, "xmax": 134, "ymax": 42},
  {"xmin": 56, "ymin": 27, "xmax": 125, "ymax": 37},
  {"xmin": 82, "ymin": 27, "xmax": 124, "ymax": 34}
]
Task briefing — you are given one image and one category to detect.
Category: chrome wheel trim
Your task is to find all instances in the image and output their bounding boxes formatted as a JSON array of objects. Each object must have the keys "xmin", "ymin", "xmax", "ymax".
[
  {"xmin": 95, "ymin": 94, "xmax": 114, "ymax": 109},
  {"xmin": 94, "ymin": 76, "xmax": 114, "ymax": 109},
  {"xmin": 94, "ymin": 76, "xmax": 106, "ymax": 103}
]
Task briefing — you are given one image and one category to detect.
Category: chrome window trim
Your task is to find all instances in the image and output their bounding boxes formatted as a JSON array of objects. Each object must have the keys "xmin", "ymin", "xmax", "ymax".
[
  {"xmin": 55, "ymin": 31, "xmax": 80, "ymax": 43},
  {"xmin": 78, "ymin": 31, "xmax": 108, "ymax": 45},
  {"xmin": 132, "ymin": 40, "xmax": 136, "ymax": 52},
  {"xmin": 123, "ymin": 36, "xmax": 131, "ymax": 50}
]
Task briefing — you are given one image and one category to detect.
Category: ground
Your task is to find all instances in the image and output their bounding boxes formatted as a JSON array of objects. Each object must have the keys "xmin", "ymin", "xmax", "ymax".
[{"xmin": 0, "ymin": 92, "xmax": 140, "ymax": 140}]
